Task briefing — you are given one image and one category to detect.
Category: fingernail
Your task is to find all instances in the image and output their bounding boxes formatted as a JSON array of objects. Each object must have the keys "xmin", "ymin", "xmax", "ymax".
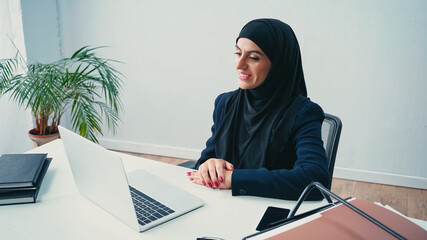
[
  {"xmin": 208, "ymin": 182, "xmax": 213, "ymax": 188},
  {"xmin": 215, "ymin": 182, "xmax": 219, "ymax": 188},
  {"xmin": 187, "ymin": 172, "xmax": 191, "ymax": 176},
  {"xmin": 219, "ymin": 177, "xmax": 223, "ymax": 183},
  {"xmin": 189, "ymin": 178, "xmax": 194, "ymax": 181},
  {"xmin": 202, "ymin": 181, "xmax": 206, "ymax": 186}
]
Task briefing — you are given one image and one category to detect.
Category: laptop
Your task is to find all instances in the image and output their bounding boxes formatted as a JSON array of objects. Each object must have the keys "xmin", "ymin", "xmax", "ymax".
[{"xmin": 58, "ymin": 126, "xmax": 204, "ymax": 232}]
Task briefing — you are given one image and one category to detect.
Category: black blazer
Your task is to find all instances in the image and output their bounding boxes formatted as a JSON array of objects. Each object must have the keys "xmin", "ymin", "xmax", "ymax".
[{"xmin": 196, "ymin": 92, "xmax": 329, "ymax": 200}]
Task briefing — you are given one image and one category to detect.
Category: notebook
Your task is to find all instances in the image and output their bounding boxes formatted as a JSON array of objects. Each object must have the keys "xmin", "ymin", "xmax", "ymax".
[
  {"xmin": 0, "ymin": 157, "xmax": 52, "ymax": 205},
  {"xmin": 0, "ymin": 153, "xmax": 47, "ymax": 188},
  {"xmin": 58, "ymin": 126, "xmax": 204, "ymax": 232}
]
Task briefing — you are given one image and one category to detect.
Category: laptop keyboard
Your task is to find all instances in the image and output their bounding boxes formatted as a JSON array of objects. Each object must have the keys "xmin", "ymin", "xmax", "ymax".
[{"xmin": 129, "ymin": 185, "xmax": 175, "ymax": 226}]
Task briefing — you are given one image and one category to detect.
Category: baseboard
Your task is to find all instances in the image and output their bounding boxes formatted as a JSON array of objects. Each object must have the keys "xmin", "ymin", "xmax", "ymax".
[
  {"xmin": 98, "ymin": 138, "xmax": 201, "ymax": 160},
  {"xmin": 334, "ymin": 167, "xmax": 427, "ymax": 190},
  {"xmin": 99, "ymin": 138, "xmax": 427, "ymax": 190}
]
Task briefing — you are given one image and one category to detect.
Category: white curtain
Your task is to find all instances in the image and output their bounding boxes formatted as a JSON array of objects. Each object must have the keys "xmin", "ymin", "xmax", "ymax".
[{"xmin": 0, "ymin": 0, "xmax": 33, "ymax": 155}]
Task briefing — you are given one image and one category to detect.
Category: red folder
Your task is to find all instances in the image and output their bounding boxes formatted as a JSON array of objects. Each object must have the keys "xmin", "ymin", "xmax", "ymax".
[{"xmin": 265, "ymin": 199, "xmax": 426, "ymax": 240}]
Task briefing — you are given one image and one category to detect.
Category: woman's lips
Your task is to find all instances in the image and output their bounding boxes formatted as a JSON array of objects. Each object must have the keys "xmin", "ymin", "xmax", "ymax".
[{"xmin": 238, "ymin": 72, "xmax": 251, "ymax": 81}]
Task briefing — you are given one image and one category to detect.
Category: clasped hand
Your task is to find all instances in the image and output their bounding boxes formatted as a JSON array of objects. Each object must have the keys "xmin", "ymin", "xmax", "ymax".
[{"xmin": 187, "ymin": 158, "xmax": 234, "ymax": 189}]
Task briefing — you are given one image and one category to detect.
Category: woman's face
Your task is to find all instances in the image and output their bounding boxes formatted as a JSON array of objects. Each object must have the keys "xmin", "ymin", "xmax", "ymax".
[{"xmin": 235, "ymin": 38, "xmax": 271, "ymax": 90}]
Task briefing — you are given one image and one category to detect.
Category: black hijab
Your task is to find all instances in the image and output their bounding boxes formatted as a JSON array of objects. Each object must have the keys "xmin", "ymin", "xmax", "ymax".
[{"xmin": 211, "ymin": 19, "xmax": 307, "ymax": 169}]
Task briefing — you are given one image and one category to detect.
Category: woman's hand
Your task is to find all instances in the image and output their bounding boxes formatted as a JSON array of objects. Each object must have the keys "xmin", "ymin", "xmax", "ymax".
[{"xmin": 187, "ymin": 158, "xmax": 234, "ymax": 189}]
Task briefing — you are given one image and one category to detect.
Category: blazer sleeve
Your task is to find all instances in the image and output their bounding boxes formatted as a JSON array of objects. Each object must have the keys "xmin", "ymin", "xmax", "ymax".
[
  {"xmin": 231, "ymin": 100, "xmax": 330, "ymax": 200},
  {"xmin": 195, "ymin": 92, "xmax": 230, "ymax": 169}
]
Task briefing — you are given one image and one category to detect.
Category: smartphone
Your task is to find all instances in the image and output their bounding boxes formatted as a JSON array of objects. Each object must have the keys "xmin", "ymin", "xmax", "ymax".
[{"xmin": 256, "ymin": 206, "xmax": 290, "ymax": 231}]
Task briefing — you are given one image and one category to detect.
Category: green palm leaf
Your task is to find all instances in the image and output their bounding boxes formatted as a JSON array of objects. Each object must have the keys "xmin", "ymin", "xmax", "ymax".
[{"xmin": 0, "ymin": 46, "xmax": 123, "ymax": 142}]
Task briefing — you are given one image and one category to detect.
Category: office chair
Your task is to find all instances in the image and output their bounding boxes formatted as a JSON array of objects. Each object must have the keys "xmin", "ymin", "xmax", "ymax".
[
  {"xmin": 179, "ymin": 113, "xmax": 343, "ymax": 189},
  {"xmin": 321, "ymin": 113, "xmax": 342, "ymax": 189}
]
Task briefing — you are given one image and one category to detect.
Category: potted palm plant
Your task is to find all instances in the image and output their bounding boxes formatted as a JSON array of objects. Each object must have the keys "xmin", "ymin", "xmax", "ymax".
[{"xmin": 0, "ymin": 46, "xmax": 123, "ymax": 146}]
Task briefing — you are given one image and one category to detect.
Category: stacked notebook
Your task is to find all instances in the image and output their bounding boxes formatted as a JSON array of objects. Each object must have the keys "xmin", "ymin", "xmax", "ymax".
[{"xmin": 0, "ymin": 153, "xmax": 52, "ymax": 205}]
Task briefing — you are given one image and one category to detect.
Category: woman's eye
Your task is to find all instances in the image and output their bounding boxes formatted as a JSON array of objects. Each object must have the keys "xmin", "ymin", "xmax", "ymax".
[
  {"xmin": 234, "ymin": 52, "xmax": 242, "ymax": 56},
  {"xmin": 250, "ymin": 56, "xmax": 259, "ymax": 61}
]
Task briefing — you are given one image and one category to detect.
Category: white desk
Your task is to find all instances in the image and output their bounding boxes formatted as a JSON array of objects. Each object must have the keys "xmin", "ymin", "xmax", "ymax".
[{"xmin": 0, "ymin": 139, "xmax": 327, "ymax": 240}]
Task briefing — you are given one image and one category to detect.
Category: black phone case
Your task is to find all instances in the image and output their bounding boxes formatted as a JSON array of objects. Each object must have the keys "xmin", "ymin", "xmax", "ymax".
[{"xmin": 256, "ymin": 206, "xmax": 290, "ymax": 231}]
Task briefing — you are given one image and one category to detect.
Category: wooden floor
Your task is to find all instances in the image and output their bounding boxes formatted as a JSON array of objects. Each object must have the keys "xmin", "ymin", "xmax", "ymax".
[{"xmin": 120, "ymin": 151, "xmax": 427, "ymax": 221}]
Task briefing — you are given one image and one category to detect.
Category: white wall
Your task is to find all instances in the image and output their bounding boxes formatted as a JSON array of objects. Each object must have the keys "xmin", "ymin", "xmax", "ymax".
[
  {"xmin": 20, "ymin": 0, "xmax": 62, "ymax": 64},
  {"xmin": 3, "ymin": 0, "xmax": 427, "ymax": 188}
]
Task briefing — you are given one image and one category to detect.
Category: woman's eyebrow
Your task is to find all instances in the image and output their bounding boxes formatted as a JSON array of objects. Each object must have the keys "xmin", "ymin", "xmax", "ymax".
[{"xmin": 235, "ymin": 45, "xmax": 264, "ymax": 56}]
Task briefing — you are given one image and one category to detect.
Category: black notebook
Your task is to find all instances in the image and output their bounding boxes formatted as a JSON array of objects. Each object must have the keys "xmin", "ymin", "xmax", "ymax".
[
  {"xmin": 0, "ymin": 157, "xmax": 52, "ymax": 205},
  {"xmin": 0, "ymin": 153, "xmax": 47, "ymax": 188}
]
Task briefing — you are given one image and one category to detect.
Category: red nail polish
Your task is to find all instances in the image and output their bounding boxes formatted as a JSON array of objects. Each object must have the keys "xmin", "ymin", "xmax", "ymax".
[
  {"xmin": 215, "ymin": 182, "xmax": 219, "ymax": 188},
  {"xmin": 202, "ymin": 181, "xmax": 206, "ymax": 186},
  {"xmin": 187, "ymin": 172, "xmax": 191, "ymax": 176},
  {"xmin": 189, "ymin": 178, "xmax": 194, "ymax": 181},
  {"xmin": 219, "ymin": 177, "xmax": 224, "ymax": 183},
  {"xmin": 208, "ymin": 182, "xmax": 213, "ymax": 188}
]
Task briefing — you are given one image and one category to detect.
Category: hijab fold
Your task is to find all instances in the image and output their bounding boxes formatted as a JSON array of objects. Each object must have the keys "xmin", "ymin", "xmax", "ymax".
[{"xmin": 212, "ymin": 19, "xmax": 307, "ymax": 169}]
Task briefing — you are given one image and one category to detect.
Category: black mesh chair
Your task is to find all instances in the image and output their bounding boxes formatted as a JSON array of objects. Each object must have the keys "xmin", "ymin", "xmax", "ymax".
[
  {"xmin": 179, "ymin": 113, "xmax": 343, "ymax": 187},
  {"xmin": 321, "ymin": 113, "xmax": 342, "ymax": 189}
]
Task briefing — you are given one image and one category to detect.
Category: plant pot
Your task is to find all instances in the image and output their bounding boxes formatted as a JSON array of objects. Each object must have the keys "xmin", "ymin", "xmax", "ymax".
[{"xmin": 28, "ymin": 128, "xmax": 61, "ymax": 148}]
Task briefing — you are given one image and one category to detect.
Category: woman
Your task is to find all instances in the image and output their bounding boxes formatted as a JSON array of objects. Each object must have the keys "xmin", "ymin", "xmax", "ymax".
[{"xmin": 187, "ymin": 19, "xmax": 329, "ymax": 200}]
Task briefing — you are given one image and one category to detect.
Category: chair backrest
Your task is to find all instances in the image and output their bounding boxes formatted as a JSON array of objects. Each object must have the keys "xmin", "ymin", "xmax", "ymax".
[{"xmin": 321, "ymin": 113, "xmax": 342, "ymax": 189}]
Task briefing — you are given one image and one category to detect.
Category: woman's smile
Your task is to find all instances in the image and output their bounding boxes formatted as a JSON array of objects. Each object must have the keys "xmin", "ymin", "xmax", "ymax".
[{"xmin": 238, "ymin": 71, "xmax": 251, "ymax": 81}]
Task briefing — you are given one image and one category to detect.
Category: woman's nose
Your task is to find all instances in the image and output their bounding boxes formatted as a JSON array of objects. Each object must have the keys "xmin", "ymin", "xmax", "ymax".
[{"xmin": 235, "ymin": 56, "xmax": 247, "ymax": 70}]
